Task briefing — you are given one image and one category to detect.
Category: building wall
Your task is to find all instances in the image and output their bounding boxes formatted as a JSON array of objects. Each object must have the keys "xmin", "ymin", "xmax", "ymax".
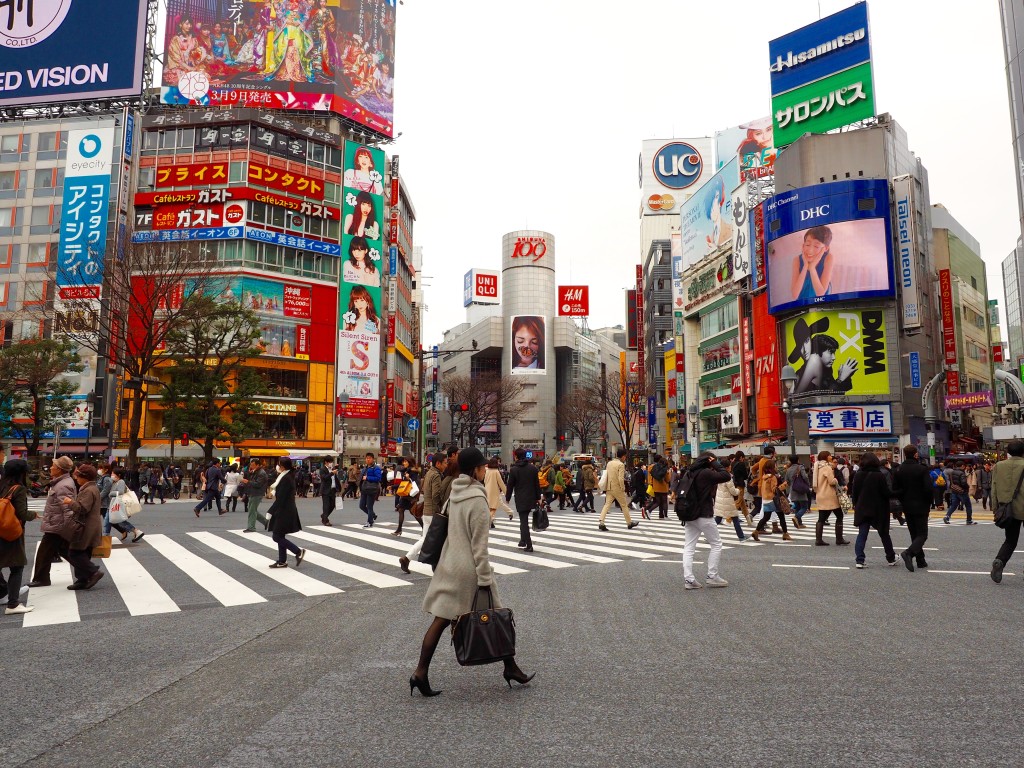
[
  {"xmin": 1002, "ymin": 240, "xmax": 1024, "ymax": 365},
  {"xmin": 1000, "ymin": 0, "xmax": 1024, "ymax": 239}
]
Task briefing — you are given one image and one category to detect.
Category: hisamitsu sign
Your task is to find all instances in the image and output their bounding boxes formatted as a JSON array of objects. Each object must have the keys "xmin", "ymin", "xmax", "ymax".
[{"xmin": 945, "ymin": 390, "xmax": 994, "ymax": 411}]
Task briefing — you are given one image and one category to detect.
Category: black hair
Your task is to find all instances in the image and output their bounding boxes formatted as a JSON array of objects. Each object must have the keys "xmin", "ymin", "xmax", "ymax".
[
  {"xmin": 1009, "ymin": 441, "xmax": 1024, "ymax": 457},
  {"xmin": 804, "ymin": 225, "xmax": 833, "ymax": 247},
  {"xmin": 616, "ymin": 448, "xmax": 628, "ymax": 459},
  {"xmin": 811, "ymin": 334, "xmax": 840, "ymax": 355},
  {"xmin": 859, "ymin": 453, "xmax": 881, "ymax": 470},
  {"xmin": 278, "ymin": 457, "xmax": 294, "ymax": 471},
  {"xmin": 1, "ymin": 458, "xmax": 29, "ymax": 489}
]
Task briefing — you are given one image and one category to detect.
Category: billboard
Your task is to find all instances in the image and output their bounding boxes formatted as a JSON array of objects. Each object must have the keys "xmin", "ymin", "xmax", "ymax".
[
  {"xmin": 679, "ymin": 157, "xmax": 740, "ymax": 267},
  {"xmin": 783, "ymin": 308, "xmax": 889, "ymax": 397},
  {"xmin": 945, "ymin": 391, "xmax": 994, "ymax": 411},
  {"xmin": 640, "ymin": 139, "xmax": 714, "ymax": 215},
  {"xmin": 806, "ymin": 404, "xmax": 893, "ymax": 436},
  {"xmin": 337, "ymin": 282, "xmax": 382, "ymax": 404},
  {"xmin": 893, "ymin": 176, "xmax": 921, "ymax": 329},
  {"xmin": 772, "ymin": 62, "xmax": 875, "ymax": 148},
  {"xmin": 730, "ymin": 182, "xmax": 752, "ymax": 282},
  {"xmin": 557, "ymin": 286, "xmax": 589, "ymax": 316},
  {"xmin": 626, "ymin": 290, "xmax": 638, "ymax": 349},
  {"xmin": 463, "ymin": 269, "xmax": 500, "ymax": 306},
  {"xmin": 714, "ymin": 118, "xmax": 776, "ymax": 181},
  {"xmin": 510, "ymin": 316, "xmax": 546, "ymax": 375},
  {"xmin": 160, "ymin": 0, "xmax": 396, "ymax": 137},
  {"xmin": 753, "ymin": 293, "xmax": 786, "ymax": 432},
  {"xmin": 939, "ymin": 269, "xmax": 957, "ymax": 364},
  {"xmin": 763, "ymin": 180, "xmax": 894, "ymax": 315},
  {"xmin": 0, "ymin": 0, "xmax": 146, "ymax": 107},
  {"xmin": 57, "ymin": 127, "xmax": 117, "ymax": 288}
]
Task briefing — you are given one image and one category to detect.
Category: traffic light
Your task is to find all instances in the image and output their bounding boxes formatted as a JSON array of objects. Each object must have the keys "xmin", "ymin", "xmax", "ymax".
[
  {"xmin": 459, "ymin": 403, "xmax": 469, "ymax": 412},
  {"xmin": 180, "ymin": 433, "xmax": 189, "ymax": 446}
]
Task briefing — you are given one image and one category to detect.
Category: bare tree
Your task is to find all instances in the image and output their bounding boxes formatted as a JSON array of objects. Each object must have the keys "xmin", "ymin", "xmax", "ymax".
[
  {"xmin": 440, "ymin": 373, "xmax": 528, "ymax": 446},
  {"xmin": 585, "ymin": 370, "xmax": 640, "ymax": 451},
  {"xmin": 50, "ymin": 237, "xmax": 219, "ymax": 467},
  {"xmin": 554, "ymin": 386, "xmax": 603, "ymax": 453}
]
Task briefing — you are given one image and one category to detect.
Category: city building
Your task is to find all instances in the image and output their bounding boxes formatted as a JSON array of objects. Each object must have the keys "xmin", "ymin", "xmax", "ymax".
[
  {"xmin": 1000, "ymin": 1, "xmax": 1024, "ymax": 244},
  {"xmin": 1001, "ymin": 238, "xmax": 1024, "ymax": 364}
]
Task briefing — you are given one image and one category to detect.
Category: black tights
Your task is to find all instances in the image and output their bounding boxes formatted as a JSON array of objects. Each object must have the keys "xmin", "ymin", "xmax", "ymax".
[{"xmin": 414, "ymin": 615, "xmax": 524, "ymax": 682}]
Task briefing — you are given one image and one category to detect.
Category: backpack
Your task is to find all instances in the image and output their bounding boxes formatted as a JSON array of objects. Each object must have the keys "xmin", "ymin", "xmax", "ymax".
[
  {"xmin": 932, "ymin": 470, "xmax": 946, "ymax": 488},
  {"xmin": 651, "ymin": 462, "xmax": 668, "ymax": 483},
  {"xmin": 791, "ymin": 468, "xmax": 810, "ymax": 496},
  {"xmin": 0, "ymin": 488, "xmax": 22, "ymax": 542},
  {"xmin": 539, "ymin": 470, "xmax": 550, "ymax": 489},
  {"xmin": 674, "ymin": 469, "xmax": 704, "ymax": 523},
  {"xmin": 364, "ymin": 465, "xmax": 382, "ymax": 484}
]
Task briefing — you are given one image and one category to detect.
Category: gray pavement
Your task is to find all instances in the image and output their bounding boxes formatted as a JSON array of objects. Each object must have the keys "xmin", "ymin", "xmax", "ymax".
[{"xmin": 4, "ymin": 494, "xmax": 1023, "ymax": 767}]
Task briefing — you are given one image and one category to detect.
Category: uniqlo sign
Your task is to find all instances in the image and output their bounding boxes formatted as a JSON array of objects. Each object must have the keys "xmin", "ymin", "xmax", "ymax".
[
  {"xmin": 463, "ymin": 269, "xmax": 500, "ymax": 306},
  {"xmin": 557, "ymin": 285, "xmax": 589, "ymax": 316}
]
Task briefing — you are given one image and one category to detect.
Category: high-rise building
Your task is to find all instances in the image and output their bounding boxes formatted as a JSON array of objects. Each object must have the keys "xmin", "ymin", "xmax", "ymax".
[
  {"xmin": 1000, "ymin": 1, "xmax": 1024, "ymax": 242},
  {"xmin": 1002, "ymin": 239, "xmax": 1024, "ymax": 365}
]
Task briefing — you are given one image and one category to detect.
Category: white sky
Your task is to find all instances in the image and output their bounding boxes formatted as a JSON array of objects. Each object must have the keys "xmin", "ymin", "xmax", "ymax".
[{"xmin": 388, "ymin": 0, "xmax": 1017, "ymax": 346}]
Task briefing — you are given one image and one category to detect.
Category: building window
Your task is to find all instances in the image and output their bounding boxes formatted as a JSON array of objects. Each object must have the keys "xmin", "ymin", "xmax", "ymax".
[
  {"xmin": 0, "ymin": 170, "xmax": 17, "ymax": 192},
  {"xmin": 1, "ymin": 134, "xmax": 21, "ymax": 152},
  {"xmin": 22, "ymin": 281, "xmax": 46, "ymax": 304},
  {"xmin": 38, "ymin": 132, "xmax": 58, "ymax": 152},
  {"xmin": 33, "ymin": 168, "xmax": 55, "ymax": 189},
  {"xmin": 26, "ymin": 242, "xmax": 49, "ymax": 265}
]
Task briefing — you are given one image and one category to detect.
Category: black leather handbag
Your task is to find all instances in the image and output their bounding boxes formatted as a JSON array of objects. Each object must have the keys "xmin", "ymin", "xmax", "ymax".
[
  {"xmin": 532, "ymin": 506, "xmax": 549, "ymax": 531},
  {"xmin": 994, "ymin": 468, "xmax": 1024, "ymax": 529},
  {"xmin": 417, "ymin": 500, "xmax": 449, "ymax": 568},
  {"xmin": 451, "ymin": 588, "xmax": 516, "ymax": 666}
]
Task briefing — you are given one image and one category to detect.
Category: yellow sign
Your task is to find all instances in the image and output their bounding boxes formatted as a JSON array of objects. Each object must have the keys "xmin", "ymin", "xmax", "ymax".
[{"xmin": 782, "ymin": 308, "xmax": 889, "ymax": 397}]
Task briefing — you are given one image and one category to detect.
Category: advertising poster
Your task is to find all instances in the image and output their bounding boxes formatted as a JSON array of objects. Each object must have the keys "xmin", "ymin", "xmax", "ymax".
[
  {"xmin": 806, "ymin": 404, "xmax": 893, "ymax": 436},
  {"xmin": 557, "ymin": 286, "xmax": 589, "ymax": 316},
  {"xmin": 893, "ymin": 176, "xmax": 921, "ymax": 330},
  {"xmin": 753, "ymin": 293, "xmax": 786, "ymax": 432},
  {"xmin": 58, "ymin": 127, "xmax": 117, "ymax": 288},
  {"xmin": 679, "ymin": 157, "xmax": 740, "ymax": 267},
  {"xmin": 783, "ymin": 308, "xmax": 889, "ymax": 397},
  {"xmin": 730, "ymin": 182, "xmax": 752, "ymax": 282},
  {"xmin": 640, "ymin": 138, "xmax": 714, "ymax": 216},
  {"xmin": 160, "ymin": 0, "xmax": 396, "ymax": 137},
  {"xmin": 714, "ymin": 118, "xmax": 776, "ymax": 180},
  {"xmin": 939, "ymin": 269, "xmax": 957, "ymax": 364},
  {"xmin": 0, "ymin": 0, "xmax": 147, "ymax": 107},
  {"xmin": 764, "ymin": 179, "xmax": 894, "ymax": 314},
  {"xmin": 337, "ymin": 279, "xmax": 382, "ymax": 395},
  {"xmin": 510, "ymin": 316, "xmax": 546, "ymax": 375}
]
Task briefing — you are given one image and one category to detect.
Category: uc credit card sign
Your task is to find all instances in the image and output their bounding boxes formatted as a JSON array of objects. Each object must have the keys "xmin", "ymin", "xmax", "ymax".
[{"xmin": 57, "ymin": 127, "xmax": 116, "ymax": 287}]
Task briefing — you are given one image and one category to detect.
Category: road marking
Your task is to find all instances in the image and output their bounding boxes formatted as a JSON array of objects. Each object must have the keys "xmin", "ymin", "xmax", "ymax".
[
  {"xmin": 927, "ymin": 570, "xmax": 1007, "ymax": 575},
  {"xmin": 144, "ymin": 534, "xmax": 265, "ymax": 607},
  {"xmin": 483, "ymin": 541, "xmax": 576, "ymax": 569},
  {"xmin": 102, "ymin": 549, "xmax": 180, "ymax": 616},
  {"xmin": 22, "ymin": 544, "xmax": 80, "ymax": 627},
  {"xmin": 331, "ymin": 526, "xmax": 527, "ymax": 574},
  {"xmin": 872, "ymin": 546, "xmax": 938, "ymax": 551},
  {"xmin": 234, "ymin": 530, "xmax": 407, "ymax": 587},
  {"xmin": 188, "ymin": 532, "xmax": 341, "ymax": 596},
  {"xmin": 486, "ymin": 529, "xmax": 620, "ymax": 563},
  {"xmin": 772, "ymin": 564, "xmax": 850, "ymax": 570}
]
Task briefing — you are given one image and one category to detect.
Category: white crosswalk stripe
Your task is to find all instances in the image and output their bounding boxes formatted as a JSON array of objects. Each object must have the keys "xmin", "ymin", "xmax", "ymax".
[{"xmin": 4, "ymin": 509, "xmax": 985, "ymax": 629}]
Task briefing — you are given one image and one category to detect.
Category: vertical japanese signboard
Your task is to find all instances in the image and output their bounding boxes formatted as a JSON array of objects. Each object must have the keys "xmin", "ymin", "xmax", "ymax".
[
  {"xmin": 893, "ymin": 176, "xmax": 921, "ymax": 330},
  {"xmin": 635, "ymin": 265, "xmax": 644, "ymax": 407},
  {"xmin": 58, "ymin": 127, "xmax": 116, "ymax": 288},
  {"xmin": 939, "ymin": 269, "xmax": 957, "ymax": 365}
]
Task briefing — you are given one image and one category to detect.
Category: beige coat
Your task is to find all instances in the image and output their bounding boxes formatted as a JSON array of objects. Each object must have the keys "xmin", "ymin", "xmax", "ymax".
[
  {"xmin": 813, "ymin": 461, "xmax": 840, "ymax": 510},
  {"xmin": 484, "ymin": 467, "xmax": 506, "ymax": 510},
  {"xmin": 422, "ymin": 475, "xmax": 501, "ymax": 620},
  {"xmin": 605, "ymin": 458, "xmax": 627, "ymax": 495}
]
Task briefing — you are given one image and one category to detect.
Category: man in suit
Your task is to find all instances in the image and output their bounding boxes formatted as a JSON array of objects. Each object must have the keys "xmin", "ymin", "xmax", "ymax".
[
  {"xmin": 598, "ymin": 447, "xmax": 640, "ymax": 532},
  {"xmin": 894, "ymin": 444, "xmax": 933, "ymax": 571},
  {"xmin": 505, "ymin": 448, "xmax": 542, "ymax": 552},
  {"xmin": 319, "ymin": 458, "xmax": 337, "ymax": 525}
]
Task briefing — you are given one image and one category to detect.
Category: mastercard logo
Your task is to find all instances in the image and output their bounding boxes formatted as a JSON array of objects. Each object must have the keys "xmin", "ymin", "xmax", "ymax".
[{"xmin": 647, "ymin": 194, "xmax": 676, "ymax": 211}]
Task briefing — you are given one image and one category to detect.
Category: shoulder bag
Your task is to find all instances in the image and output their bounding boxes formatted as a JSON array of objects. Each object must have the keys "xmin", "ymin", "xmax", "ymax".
[
  {"xmin": 418, "ymin": 499, "xmax": 450, "ymax": 568},
  {"xmin": 0, "ymin": 488, "xmax": 22, "ymax": 542},
  {"xmin": 994, "ymin": 467, "xmax": 1024, "ymax": 529},
  {"xmin": 532, "ymin": 505, "xmax": 549, "ymax": 531},
  {"xmin": 451, "ymin": 587, "xmax": 516, "ymax": 666}
]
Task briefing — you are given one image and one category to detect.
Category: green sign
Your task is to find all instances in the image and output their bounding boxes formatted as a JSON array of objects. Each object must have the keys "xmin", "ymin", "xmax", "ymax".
[{"xmin": 771, "ymin": 61, "xmax": 875, "ymax": 147}]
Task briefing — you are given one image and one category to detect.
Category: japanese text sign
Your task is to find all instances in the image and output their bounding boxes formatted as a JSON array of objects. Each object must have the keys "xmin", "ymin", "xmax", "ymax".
[{"xmin": 806, "ymin": 404, "xmax": 892, "ymax": 436}]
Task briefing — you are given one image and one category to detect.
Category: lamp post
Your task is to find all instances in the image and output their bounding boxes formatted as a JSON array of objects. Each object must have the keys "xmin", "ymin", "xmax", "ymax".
[
  {"xmin": 780, "ymin": 364, "xmax": 799, "ymax": 463},
  {"xmin": 338, "ymin": 393, "xmax": 350, "ymax": 462},
  {"xmin": 687, "ymin": 401, "xmax": 700, "ymax": 459},
  {"xmin": 83, "ymin": 392, "xmax": 95, "ymax": 459}
]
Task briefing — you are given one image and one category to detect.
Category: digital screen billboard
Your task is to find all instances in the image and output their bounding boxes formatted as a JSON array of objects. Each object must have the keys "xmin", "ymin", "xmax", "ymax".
[
  {"xmin": 678, "ymin": 157, "xmax": 740, "ymax": 268},
  {"xmin": 783, "ymin": 308, "xmax": 889, "ymax": 397},
  {"xmin": 0, "ymin": 0, "xmax": 147, "ymax": 107},
  {"xmin": 160, "ymin": 0, "xmax": 396, "ymax": 137},
  {"xmin": 763, "ymin": 179, "xmax": 894, "ymax": 315},
  {"xmin": 510, "ymin": 316, "xmax": 546, "ymax": 375}
]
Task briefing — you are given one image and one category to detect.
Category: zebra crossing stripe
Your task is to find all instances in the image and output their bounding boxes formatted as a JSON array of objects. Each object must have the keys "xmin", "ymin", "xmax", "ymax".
[
  {"xmin": 234, "ymin": 530, "xmax": 409, "ymax": 587},
  {"xmin": 188, "ymin": 532, "xmax": 341, "ymax": 597},
  {"xmin": 102, "ymin": 548, "xmax": 180, "ymax": 616},
  {"xmin": 143, "ymin": 534, "xmax": 266, "ymax": 607},
  {"xmin": 482, "ymin": 541, "xmax": 576, "ymax": 569},
  {"xmin": 486, "ymin": 529, "xmax": 620, "ymax": 563},
  {"xmin": 22, "ymin": 544, "xmax": 80, "ymax": 627}
]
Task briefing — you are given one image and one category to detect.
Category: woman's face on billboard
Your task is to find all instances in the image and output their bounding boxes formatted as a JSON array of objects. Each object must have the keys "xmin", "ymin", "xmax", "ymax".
[
  {"xmin": 515, "ymin": 326, "xmax": 539, "ymax": 362},
  {"xmin": 802, "ymin": 234, "xmax": 827, "ymax": 261}
]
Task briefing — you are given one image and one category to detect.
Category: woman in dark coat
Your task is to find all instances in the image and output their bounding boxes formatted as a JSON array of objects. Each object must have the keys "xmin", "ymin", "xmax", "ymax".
[
  {"xmin": 60, "ymin": 463, "xmax": 104, "ymax": 590},
  {"xmin": 267, "ymin": 457, "xmax": 305, "ymax": 569},
  {"xmin": 1, "ymin": 459, "xmax": 37, "ymax": 615},
  {"xmin": 850, "ymin": 452, "xmax": 897, "ymax": 569}
]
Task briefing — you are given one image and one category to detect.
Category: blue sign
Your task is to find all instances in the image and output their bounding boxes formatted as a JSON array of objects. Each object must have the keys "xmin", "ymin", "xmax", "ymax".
[
  {"xmin": 57, "ymin": 127, "xmax": 116, "ymax": 287},
  {"xmin": 762, "ymin": 179, "xmax": 894, "ymax": 315},
  {"xmin": 390, "ymin": 246, "xmax": 398, "ymax": 276},
  {"xmin": 0, "ymin": 0, "xmax": 147, "ymax": 107},
  {"xmin": 525, "ymin": 451, "xmax": 534, "ymax": 460},
  {"xmin": 647, "ymin": 396, "xmax": 657, "ymax": 445},
  {"xmin": 407, "ymin": 418, "xmax": 420, "ymax": 431},
  {"xmin": 123, "ymin": 113, "xmax": 135, "ymax": 161},
  {"xmin": 129, "ymin": 226, "xmax": 343, "ymax": 257},
  {"xmin": 768, "ymin": 1, "xmax": 871, "ymax": 97},
  {"xmin": 909, "ymin": 351, "xmax": 921, "ymax": 388},
  {"xmin": 652, "ymin": 142, "xmax": 704, "ymax": 190}
]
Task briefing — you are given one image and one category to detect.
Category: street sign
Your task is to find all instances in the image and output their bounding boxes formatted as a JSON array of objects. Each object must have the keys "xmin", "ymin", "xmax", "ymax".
[
  {"xmin": 909, "ymin": 351, "xmax": 921, "ymax": 388},
  {"xmin": 407, "ymin": 418, "xmax": 420, "ymax": 431},
  {"xmin": 389, "ymin": 246, "xmax": 398, "ymax": 275},
  {"xmin": 525, "ymin": 450, "xmax": 534, "ymax": 460}
]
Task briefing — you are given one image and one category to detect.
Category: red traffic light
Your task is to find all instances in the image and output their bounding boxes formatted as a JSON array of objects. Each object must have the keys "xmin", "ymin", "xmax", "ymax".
[
  {"xmin": 459, "ymin": 403, "xmax": 469, "ymax": 411},
  {"xmin": 180, "ymin": 433, "xmax": 189, "ymax": 446}
]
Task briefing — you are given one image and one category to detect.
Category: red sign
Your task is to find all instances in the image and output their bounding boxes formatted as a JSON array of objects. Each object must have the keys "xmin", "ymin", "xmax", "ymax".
[
  {"xmin": 994, "ymin": 344, "xmax": 1005, "ymax": 363},
  {"xmin": 474, "ymin": 273, "xmax": 498, "ymax": 300},
  {"xmin": 939, "ymin": 269, "xmax": 957, "ymax": 365},
  {"xmin": 629, "ymin": 362, "xmax": 639, "ymax": 374},
  {"xmin": 247, "ymin": 162, "xmax": 324, "ymax": 200},
  {"xmin": 511, "ymin": 236, "xmax": 548, "ymax": 262},
  {"xmin": 386, "ymin": 439, "xmax": 398, "ymax": 456},
  {"xmin": 753, "ymin": 292, "xmax": 786, "ymax": 432},
  {"xmin": 946, "ymin": 370, "xmax": 960, "ymax": 396},
  {"xmin": 732, "ymin": 373, "xmax": 742, "ymax": 396},
  {"xmin": 58, "ymin": 286, "xmax": 100, "ymax": 300},
  {"xmin": 386, "ymin": 314, "xmax": 396, "ymax": 347},
  {"xmin": 636, "ymin": 265, "xmax": 644, "ymax": 391},
  {"xmin": 390, "ymin": 178, "xmax": 399, "ymax": 207},
  {"xmin": 385, "ymin": 381, "xmax": 395, "ymax": 438},
  {"xmin": 156, "ymin": 162, "xmax": 229, "ymax": 188},
  {"xmin": 342, "ymin": 398, "xmax": 379, "ymax": 420},
  {"xmin": 431, "ymin": 410, "xmax": 438, "ymax": 435},
  {"xmin": 134, "ymin": 188, "xmax": 339, "ymax": 219},
  {"xmin": 295, "ymin": 325, "xmax": 310, "ymax": 360},
  {"xmin": 148, "ymin": 203, "xmax": 236, "ymax": 230},
  {"xmin": 753, "ymin": 202, "xmax": 766, "ymax": 289},
  {"xmin": 557, "ymin": 285, "xmax": 590, "ymax": 316},
  {"xmin": 282, "ymin": 285, "xmax": 311, "ymax": 319},
  {"xmin": 389, "ymin": 210, "xmax": 399, "ymax": 244}
]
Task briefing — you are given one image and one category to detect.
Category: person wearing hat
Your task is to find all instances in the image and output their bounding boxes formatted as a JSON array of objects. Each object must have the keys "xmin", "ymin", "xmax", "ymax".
[
  {"xmin": 411, "ymin": 447, "xmax": 534, "ymax": 697},
  {"xmin": 60, "ymin": 463, "xmax": 104, "ymax": 590},
  {"xmin": 787, "ymin": 316, "xmax": 830, "ymax": 394},
  {"xmin": 27, "ymin": 457, "xmax": 77, "ymax": 588}
]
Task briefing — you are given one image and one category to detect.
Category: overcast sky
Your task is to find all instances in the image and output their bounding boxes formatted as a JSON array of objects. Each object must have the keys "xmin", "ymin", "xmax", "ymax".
[{"xmin": 388, "ymin": 0, "xmax": 1017, "ymax": 346}]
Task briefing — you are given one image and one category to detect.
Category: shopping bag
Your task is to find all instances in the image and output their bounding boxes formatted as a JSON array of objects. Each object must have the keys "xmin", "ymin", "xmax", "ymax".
[
  {"xmin": 92, "ymin": 535, "xmax": 112, "ymax": 559},
  {"xmin": 451, "ymin": 588, "xmax": 516, "ymax": 666},
  {"xmin": 418, "ymin": 501, "xmax": 450, "ymax": 568},
  {"xmin": 122, "ymin": 490, "xmax": 142, "ymax": 517},
  {"xmin": 408, "ymin": 480, "xmax": 420, "ymax": 497},
  {"xmin": 108, "ymin": 496, "xmax": 129, "ymax": 525},
  {"xmin": 598, "ymin": 470, "xmax": 608, "ymax": 492}
]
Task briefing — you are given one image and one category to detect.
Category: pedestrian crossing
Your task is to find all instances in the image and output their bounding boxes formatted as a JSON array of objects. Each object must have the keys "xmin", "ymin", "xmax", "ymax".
[{"xmin": 3, "ymin": 510, "xmax": 979, "ymax": 629}]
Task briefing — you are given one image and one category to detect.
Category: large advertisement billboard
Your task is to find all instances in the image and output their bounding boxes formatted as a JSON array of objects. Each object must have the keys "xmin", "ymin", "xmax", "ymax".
[
  {"xmin": 640, "ymin": 138, "xmax": 714, "ymax": 216},
  {"xmin": 714, "ymin": 118, "xmax": 776, "ymax": 181},
  {"xmin": 160, "ymin": 0, "xmax": 396, "ymax": 137},
  {"xmin": 752, "ymin": 292, "xmax": 785, "ymax": 433},
  {"xmin": 0, "ymin": 0, "xmax": 147, "ymax": 107},
  {"xmin": 58, "ymin": 127, "xmax": 117, "ymax": 288},
  {"xmin": 679, "ymin": 157, "xmax": 740, "ymax": 268},
  {"xmin": 893, "ymin": 176, "xmax": 922, "ymax": 330},
  {"xmin": 510, "ymin": 316, "xmax": 546, "ymax": 375},
  {"xmin": 783, "ymin": 308, "xmax": 889, "ymax": 397},
  {"xmin": 763, "ymin": 179, "xmax": 894, "ymax": 315}
]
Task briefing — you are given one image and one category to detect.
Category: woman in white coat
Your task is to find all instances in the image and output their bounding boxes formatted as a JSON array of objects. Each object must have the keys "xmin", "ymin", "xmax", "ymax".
[
  {"xmin": 410, "ymin": 448, "xmax": 534, "ymax": 697},
  {"xmin": 712, "ymin": 478, "xmax": 746, "ymax": 540},
  {"xmin": 483, "ymin": 456, "xmax": 508, "ymax": 528},
  {"xmin": 223, "ymin": 464, "xmax": 242, "ymax": 514}
]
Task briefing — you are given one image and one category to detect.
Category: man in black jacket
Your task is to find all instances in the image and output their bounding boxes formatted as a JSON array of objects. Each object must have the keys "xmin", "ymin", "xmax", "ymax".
[
  {"xmin": 894, "ymin": 444, "xmax": 934, "ymax": 571},
  {"xmin": 505, "ymin": 448, "xmax": 541, "ymax": 552},
  {"xmin": 319, "ymin": 458, "xmax": 337, "ymax": 525},
  {"xmin": 193, "ymin": 459, "xmax": 224, "ymax": 517},
  {"xmin": 681, "ymin": 453, "xmax": 732, "ymax": 590}
]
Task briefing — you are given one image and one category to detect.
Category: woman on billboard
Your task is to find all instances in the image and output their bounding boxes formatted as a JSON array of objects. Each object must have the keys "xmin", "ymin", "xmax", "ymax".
[
  {"xmin": 789, "ymin": 225, "xmax": 836, "ymax": 304},
  {"xmin": 511, "ymin": 316, "xmax": 545, "ymax": 372},
  {"xmin": 343, "ymin": 147, "xmax": 384, "ymax": 195},
  {"xmin": 795, "ymin": 334, "xmax": 857, "ymax": 395},
  {"xmin": 704, "ymin": 176, "xmax": 733, "ymax": 254},
  {"xmin": 164, "ymin": 16, "xmax": 212, "ymax": 86},
  {"xmin": 343, "ymin": 286, "xmax": 380, "ymax": 334},
  {"xmin": 343, "ymin": 236, "xmax": 380, "ymax": 286},
  {"xmin": 344, "ymin": 191, "xmax": 381, "ymax": 240}
]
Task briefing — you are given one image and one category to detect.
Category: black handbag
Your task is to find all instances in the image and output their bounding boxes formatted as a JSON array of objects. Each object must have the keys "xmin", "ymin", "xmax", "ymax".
[
  {"xmin": 532, "ymin": 506, "xmax": 549, "ymax": 531},
  {"xmin": 417, "ymin": 500, "xmax": 450, "ymax": 568},
  {"xmin": 994, "ymin": 467, "xmax": 1024, "ymax": 529},
  {"xmin": 451, "ymin": 588, "xmax": 516, "ymax": 666}
]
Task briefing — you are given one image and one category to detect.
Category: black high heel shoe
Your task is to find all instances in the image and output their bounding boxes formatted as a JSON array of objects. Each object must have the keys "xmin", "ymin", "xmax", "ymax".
[
  {"xmin": 409, "ymin": 675, "xmax": 442, "ymax": 697},
  {"xmin": 503, "ymin": 670, "xmax": 536, "ymax": 688}
]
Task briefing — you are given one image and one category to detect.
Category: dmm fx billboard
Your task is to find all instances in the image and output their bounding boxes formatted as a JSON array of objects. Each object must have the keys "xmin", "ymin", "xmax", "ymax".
[
  {"xmin": 783, "ymin": 308, "xmax": 889, "ymax": 397},
  {"xmin": 763, "ymin": 179, "xmax": 894, "ymax": 315},
  {"xmin": 893, "ymin": 177, "xmax": 922, "ymax": 329},
  {"xmin": 0, "ymin": 0, "xmax": 147, "ymax": 107},
  {"xmin": 769, "ymin": 2, "xmax": 874, "ymax": 148},
  {"xmin": 57, "ymin": 127, "xmax": 117, "ymax": 288},
  {"xmin": 640, "ymin": 139, "xmax": 714, "ymax": 215}
]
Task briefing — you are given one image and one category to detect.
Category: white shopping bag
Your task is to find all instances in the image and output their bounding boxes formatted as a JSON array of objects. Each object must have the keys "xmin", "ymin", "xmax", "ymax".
[
  {"xmin": 122, "ymin": 490, "xmax": 142, "ymax": 517},
  {"xmin": 108, "ymin": 495, "xmax": 129, "ymax": 524}
]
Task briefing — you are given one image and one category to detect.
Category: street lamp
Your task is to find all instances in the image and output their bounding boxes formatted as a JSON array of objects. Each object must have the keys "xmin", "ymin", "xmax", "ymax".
[
  {"xmin": 338, "ymin": 393, "xmax": 350, "ymax": 461},
  {"xmin": 687, "ymin": 401, "xmax": 700, "ymax": 459},
  {"xmin": 780, "ymin": 364, "xmax": 799, "ymax": 463},
  {"xmin": 83, "ymin": 392, "xmax": 96, "ymax": 459}
]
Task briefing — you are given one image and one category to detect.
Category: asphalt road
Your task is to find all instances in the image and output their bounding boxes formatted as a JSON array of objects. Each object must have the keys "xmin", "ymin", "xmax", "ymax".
[{"xmin": 4, "ymin": 493, "xmax": 1021, "ymax": 767}]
